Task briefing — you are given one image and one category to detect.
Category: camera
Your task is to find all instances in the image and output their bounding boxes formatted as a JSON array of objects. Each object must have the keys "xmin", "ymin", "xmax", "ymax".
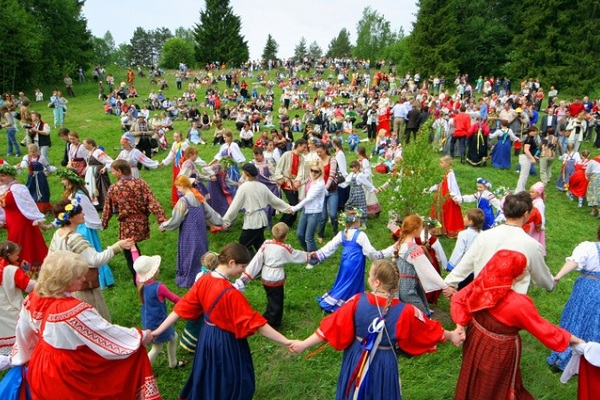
[{"xmin": 22, "ymin": 124, "xmax": 32, "ymax": 129}]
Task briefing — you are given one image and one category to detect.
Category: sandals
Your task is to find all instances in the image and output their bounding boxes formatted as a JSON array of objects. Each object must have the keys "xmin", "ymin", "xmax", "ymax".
[{"xmin": 170, "ymin": 360, "xmax": 189, "ymax": 369}]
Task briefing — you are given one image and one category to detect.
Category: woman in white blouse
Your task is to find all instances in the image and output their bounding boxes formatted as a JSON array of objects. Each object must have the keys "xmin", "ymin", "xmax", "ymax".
[{"xmin": 292, "ymin": 161, "xmax": 326, "ymax": 267}]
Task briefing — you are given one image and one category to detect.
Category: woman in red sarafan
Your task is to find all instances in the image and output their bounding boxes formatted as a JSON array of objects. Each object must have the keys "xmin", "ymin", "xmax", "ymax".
[
  {"xmin": 0, "ymin": 165, "xmax": 48, "ymax": 270},
  {"xmin": 429, "ymin": 155, "xmax": 464, "ymax": 238},
  {"xmin": 10, "ymin": 251, "xmax": 160, "ymax": 400},
  {"xmin": 451, "ymin": 250, "xmax": 584, "ymax": 400}
]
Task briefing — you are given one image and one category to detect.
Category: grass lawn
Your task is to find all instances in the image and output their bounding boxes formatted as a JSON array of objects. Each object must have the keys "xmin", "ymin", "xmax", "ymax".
[{"xmin": 1, "ymin": 67, "xmax": 592, "ymax": 399}]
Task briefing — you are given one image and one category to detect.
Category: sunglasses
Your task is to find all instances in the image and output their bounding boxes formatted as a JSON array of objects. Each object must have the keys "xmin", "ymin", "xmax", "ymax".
[{"xmin": 310, "ymin": 169, "xmax": 320, "ymax": 174}]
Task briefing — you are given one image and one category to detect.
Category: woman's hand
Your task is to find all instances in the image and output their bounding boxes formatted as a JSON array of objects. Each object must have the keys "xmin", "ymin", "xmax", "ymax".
[
  {"xmin": 142, "ymin": 329, "xmax": 154, "ymax": 346},
  {"xmin": 118, "ymin": 238, "xmax": 135, "ymax": 250}
]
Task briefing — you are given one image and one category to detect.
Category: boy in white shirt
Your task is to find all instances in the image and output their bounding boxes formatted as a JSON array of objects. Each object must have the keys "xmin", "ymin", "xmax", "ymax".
[{"xmin": 446, "ymin": 208, "xmax": 485, "ymax": 289}]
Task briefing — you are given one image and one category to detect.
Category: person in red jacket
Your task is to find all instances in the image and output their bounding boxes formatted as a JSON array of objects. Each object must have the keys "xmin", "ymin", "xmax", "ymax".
[{"xmin": 450, "ymin": 105, "xmax": 472, "ymax": 162}]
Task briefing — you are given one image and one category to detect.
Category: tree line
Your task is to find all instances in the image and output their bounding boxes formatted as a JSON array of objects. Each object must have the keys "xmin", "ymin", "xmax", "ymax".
[{"xmin": 1, "ymin": 0, "xmax": 597, "ymax": 94}]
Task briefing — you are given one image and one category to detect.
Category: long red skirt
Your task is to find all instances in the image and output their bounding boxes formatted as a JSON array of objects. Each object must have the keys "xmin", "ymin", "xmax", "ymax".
[
  {"xmin": 28, "ymin": 340, "xmax": 161, "ymax": 400},
  {"xmin": 455, "ymin": 310, "xmax": 533, "ymax": 400}
]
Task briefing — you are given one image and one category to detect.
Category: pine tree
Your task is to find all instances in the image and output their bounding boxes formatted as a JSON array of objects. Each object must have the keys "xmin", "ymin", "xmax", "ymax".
[
  {"xmin": 194, "ymin": 0, "xmax": 249, "ymax": 67},
  {"xmin": 326, "ymin": 28, "xmax": 353, "ymax": 58},
  {"xmin": 308, "ymin": 41, "xmax": 323, "ymax": 59},
  {"xmin": 294, "ymin": 37, "xmax": 308, "ymax": 61},
  {"xmin": 262, "ymin": 34, "xmax": 279, "ymax": 62},
  {"xmin": 407, "ymin": 0, "xmax": 460, "ymax": 77}
]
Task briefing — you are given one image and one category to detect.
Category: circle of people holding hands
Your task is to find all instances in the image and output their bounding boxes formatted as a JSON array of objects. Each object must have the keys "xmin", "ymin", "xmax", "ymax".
[{"xmin": 0, "ymin": 63, "xmax": 600, "ymax": 399}]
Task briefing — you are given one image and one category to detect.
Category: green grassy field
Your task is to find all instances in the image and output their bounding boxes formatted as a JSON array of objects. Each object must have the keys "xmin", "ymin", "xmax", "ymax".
[{"xmin": 2, "ymin": 68, "xmax": 593, "ymax": 399}]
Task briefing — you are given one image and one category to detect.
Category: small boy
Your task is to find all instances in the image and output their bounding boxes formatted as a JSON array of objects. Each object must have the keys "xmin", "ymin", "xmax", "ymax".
[
  {"xmin": 348, "ymin": 129, "xmax": 359, "ymax": 152},
  {"xmin": 237, "ymin": 222, "xmax": 313, "ymax": 328},
  {"xmin": 446, "ymin": 208, "xmax": 485, "ymax": 289}
]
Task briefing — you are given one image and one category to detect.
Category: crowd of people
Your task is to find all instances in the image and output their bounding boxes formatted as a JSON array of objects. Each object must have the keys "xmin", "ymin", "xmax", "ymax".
[{"xmin": 0, "ymin": 61, "xmax": 599, "ymax": 399}]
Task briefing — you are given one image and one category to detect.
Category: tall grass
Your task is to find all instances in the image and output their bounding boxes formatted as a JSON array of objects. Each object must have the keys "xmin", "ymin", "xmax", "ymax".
[{"xmin": 2, "ymin": 68, "xmax": 590, "ymax": 399}]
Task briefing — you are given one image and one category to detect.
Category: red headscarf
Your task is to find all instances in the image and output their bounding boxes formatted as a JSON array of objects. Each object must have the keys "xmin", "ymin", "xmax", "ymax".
[{"xmin": 465, "ymin": 250, "xmax": 527, "ymax": 313}]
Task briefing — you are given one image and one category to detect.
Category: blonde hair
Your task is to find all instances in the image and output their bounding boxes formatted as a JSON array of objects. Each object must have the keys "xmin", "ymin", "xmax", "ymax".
[
  {"xmin": 440, "ymin": 155, "xmax": 453, "ymax": 166},
  {"xmin": 35, "ymin": 251, "xmax": 89, "ymax": 297},
  {"xmin": 271, "ymin": 222, "xmax": 289, "ymax": 241},
  {"xmin": 370, "ymin": 259, "xmax": 399, "ymax": 293},
  {"xmin": 201, "ymin": 251, "xmax": 219, "ymax": 270},
  {"xmin": 310, "ymin": 161, "xmax": 324, "ymax": 179}
]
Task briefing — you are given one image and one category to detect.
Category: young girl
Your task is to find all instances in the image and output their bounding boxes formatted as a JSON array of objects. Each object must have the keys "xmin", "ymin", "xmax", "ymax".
[
  {"xmin": 528, "ymin": 182, "xmax": 546, "ymax": 255},
  {"xmin": 0, "ymin": 241, "xmax": 35, "ymax": 355},
  {"xmin": 568, "ymin": 149, "xmax": 590, "ymax": 207},
  {"xmin": 394, "ymin": 215, "xmax": 449, "ymax": 316},
  {"xmin": 429, "ymin": 155, "xmax": 464, "ymax": 238},
  {"xmin": 180, "ymin": 251, "xmax": 219, "ymax": 353},
  {"xmin": 19, "ymin": 143, "xmax": 54, "ymax": 213},
  {"xmin": 314, "ymin": 210, "xmax": 394, "ymax": 313},
  {"xmin": 289, "ymin": 259, "xmax": 464, "ymax": 400},
  {"xmin": 150, "ymin": 243, "xmax": 292, "ymax": 400},
  {"xmin": 160, "ymin": 131, "xmax": 189, "ymax": 206},
  {"xmin": 357, "ymin": 146, "xmax": 382, "ymax": 217},
  {"xmin": 460, "ymin": 178, "xmax": 502, "ymax": 230},
  {"xmin": 82, "ymin": 138, "xmax": 113, "ymax": 209},
  {"xmin": 345, "ymin": 160, "xmax": 380, "ymax": 229},
  {"xmin": 134, "ymin": 255, "xmax": 186, "ymax": 368},
  {"xmin": 555, "ymin": 143, "xmax": 580, "ymax": 192},
  {"xmin": 159, "ymin": 176, "xmax": 223, "ymax": 288}
]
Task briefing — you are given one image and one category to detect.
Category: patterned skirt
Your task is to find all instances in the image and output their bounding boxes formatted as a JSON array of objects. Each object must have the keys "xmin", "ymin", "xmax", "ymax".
[
  {"xmin": 455, "ymin": 310, "xmax": 532, "ymax": 400},
  {"xmin": 586, "ymin": 174, "xmax": 600, "ymax": 206}
]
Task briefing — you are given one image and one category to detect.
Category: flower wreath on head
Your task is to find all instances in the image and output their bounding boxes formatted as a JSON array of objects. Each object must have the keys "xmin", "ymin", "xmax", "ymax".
[
  {"xmin": 57, "ymin": 168, "xmax": 84, "ymax": 185},
  {"xmin": 476, "ymin": 177, "xmax": 492, "ymax": 190},
  {"xmin": 52, "ymin": 196, "xmax": 82, "ymax": 227},
  {"xmin": 338, "ymin": 207, "xmax": 365, "ymax": 226},
  {"xmin": 0, "ymin": 164, "xmax": 17, "ymax": 177},
  {"xmin": 422, "ymin": 216, "xmax": 442, "ymax": 229}
]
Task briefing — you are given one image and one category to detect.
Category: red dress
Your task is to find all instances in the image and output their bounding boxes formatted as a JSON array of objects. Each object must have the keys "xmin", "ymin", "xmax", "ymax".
[
  {"xmin": 0, "ymin": 187, "xmax": 48, "ymax": 269},
  {"xmin": 14, "ymin": 293, "xmax": 160, "ymax": 400},
  {"xmin": 430, "ymin": 171, "xmax": 464, "ymax": 238},
  {"xmin": 569, "ymin": 162, "xmax": 589, "ymax": 198},
  {"xmin": 451, "ymin": 289, "xmax": 571, "ymax": 400},
  {"xmin": 377, "ymin": 107, "xmax": 392, "ymax": 136}
]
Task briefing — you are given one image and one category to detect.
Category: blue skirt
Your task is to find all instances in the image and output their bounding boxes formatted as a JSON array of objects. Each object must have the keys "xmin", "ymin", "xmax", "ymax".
[
  {"xmin": 318, "ymin": 230, "xmax": 366, "ymax": 312},
  {"xmin": 180, "ymin": 322, "xmax": 255, "ymax": 400},
  {"xmin": 76, "ymin": 224, "xmax": 114, "ymax": 289},
  {"xmin": 491, "ymin": 140, "xmax": 512, "ymax": 169},
  {"xmin": 547, "ymin": 270, "xmax": 600, "ymax": 370}
]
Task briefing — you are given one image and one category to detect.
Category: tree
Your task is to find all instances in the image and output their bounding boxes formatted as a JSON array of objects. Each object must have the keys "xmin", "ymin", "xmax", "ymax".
[
  {"xmin": 407, "ymin": 0, "xmax": 461, "ymax": 77},
  {"xmin": 160, "ymin": 38, "xmax": 196, "ymax": 69},
  {"xmin": 262, "ymin": 34, "xmax": 278, "ymax": 62},
  {"xmin": 326, "ymin": 28, "xmax": 353, "ymax": 58},
  {"xmin": 194, "ymin": 0, "xmax": 249, "ymax": 67},
  {"xmin": 150, "ymin": 27, "xmax": 173, "ymax": 65},
  {"xmin": 0, "ymin": 0, "xmax": 40, "ymax": 92},
  {"xmin": 294, "ymin": 37, "xmax": 308, "ymax": 61},
  {"xmin": 129, "ymin": 27, "xmax": 153, "ymax": 66},
  {"xmin": 353, "ymin": 7, "xmax": 397, "ymax": 62},
  {"xmin": 113, "ymin": 43, "xmax": 132, "ymax": 68},
  {"xmin": 174, "ymin": 26, "xmax": 196, "ymax": 45},
  {"xmin": 507, "ymin": 0, "xmax": 600, "ymax": 93},
  {"xmin": 17, "ymin": 0, "xmax": 93, "ymax": 84},
  {"xmin": 92, "ymin": 31, "xmax": 116, "ymax": 66},
  {"xmin": 308, "ymin": 41, "xmax": 322, "ymax": 59}
]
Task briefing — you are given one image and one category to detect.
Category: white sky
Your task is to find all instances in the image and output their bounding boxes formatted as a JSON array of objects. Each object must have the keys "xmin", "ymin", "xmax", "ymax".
[{"xmin": 82, "ymin": 0, "xmax": 418, "ymax": 60}]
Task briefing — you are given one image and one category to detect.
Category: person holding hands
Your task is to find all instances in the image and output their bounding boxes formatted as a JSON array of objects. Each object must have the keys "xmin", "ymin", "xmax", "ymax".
[
  {"xmin": 151, "ymin": 243, "xmax": 293, "ymax": 400},
  {"xmin": 289, "ymin": 259, "xmax": 465, "ymax": 400}
]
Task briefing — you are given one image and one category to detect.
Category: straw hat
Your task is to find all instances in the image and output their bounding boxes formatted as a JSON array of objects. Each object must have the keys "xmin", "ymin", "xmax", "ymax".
[{"xmin": 133, "ymin": 255, "xmax": 161, "ymax": 283}]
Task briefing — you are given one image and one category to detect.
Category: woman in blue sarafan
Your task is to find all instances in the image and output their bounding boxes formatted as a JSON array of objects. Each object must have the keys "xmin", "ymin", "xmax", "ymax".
[
  {"xmin": 314, "ymin": 210, "xmax": 394, "ymax": 313},
  {"xmin": 489, "ymin": 119, "xmax": 520, "ymax": 169},
  {"xmin": 290, "ymin": 259, "xmax": 463, "ymax": 400}
]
